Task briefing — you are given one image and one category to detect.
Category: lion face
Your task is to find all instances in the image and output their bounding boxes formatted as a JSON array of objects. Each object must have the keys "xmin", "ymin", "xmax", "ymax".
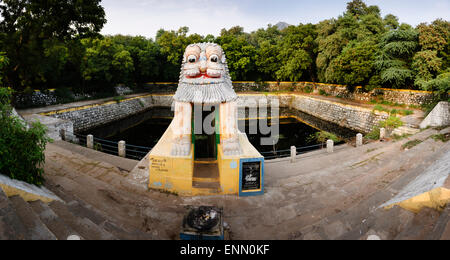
[
  {"xmin": 180, "ymin": 43, "xmax": 228, "ymax": 85},
  {"xmin": 174, "ymin": 42, "xmax": 236, "ymax": 104}
]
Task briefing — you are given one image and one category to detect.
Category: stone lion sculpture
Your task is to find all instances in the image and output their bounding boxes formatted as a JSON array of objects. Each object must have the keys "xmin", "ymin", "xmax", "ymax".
[{"xmin": 171, "ymin": 42, "xmax": 241, "ymax": 157}]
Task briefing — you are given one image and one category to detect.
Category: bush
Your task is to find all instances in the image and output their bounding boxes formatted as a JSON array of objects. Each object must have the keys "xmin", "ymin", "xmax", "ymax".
[
  {"xmin": 366, "ymin": 127, "xmax": 381, "ymax": 140},
  {"xmin": 307, "ymin": 131, "xmax": 340, "ymax": 143},
  {"xmin": 303, "ymin": 86, "xmax": 313, "ymax": 93},
  {"xmin": 0, "ymin": 87, "xmax": 51, "ymax": 186},
  {"xmin": 380, "ymin": 115, "xmax": 404, "ymax": 130},
  {"xmin": 366, "ymin": 116, "xmax": 404, "ymax": 140},
  {"xmin": 319, "ymin": 89, "xmax": 329, "ymax": 96}
]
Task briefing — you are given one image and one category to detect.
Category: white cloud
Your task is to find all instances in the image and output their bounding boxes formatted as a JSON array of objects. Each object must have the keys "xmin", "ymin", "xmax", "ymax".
[
  {"xmin": 101, "ymin": 0, "xmax": 450, "ymax": 38},
  {"xmin": 101, "ymin": 0, "xmax": 267, "ymax": 38}
]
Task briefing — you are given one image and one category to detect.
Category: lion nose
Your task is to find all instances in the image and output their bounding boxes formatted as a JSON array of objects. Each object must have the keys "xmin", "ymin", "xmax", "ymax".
[
  {"xmin": 199, "ymin": 55, "xmax": 207, "ymax": 73},
  {"xmin": 199, "ymin": 62, "xmax": 207, "ymax": 73}
]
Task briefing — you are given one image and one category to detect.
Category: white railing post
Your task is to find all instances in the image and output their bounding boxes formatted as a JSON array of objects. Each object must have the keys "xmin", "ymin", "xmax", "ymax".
[
  {"xmin": 290, "ymin": 146, "xmax": 296, "ymax": 163},
  {"xmin": 356, "ymin": 133, "xmax": 363, "ymax": 147},
  {"xmin": 327, "ymin": 139, "xmax": 334, "ymax": 153},
  {"xmin": 87, "ymin": 135, "xmax": 94, "ymax": 149},
  {"xmin": 119, "ymin": 141, "xmax": 126, "ymax": 158},
  {"xmin": 380, "ymin": 128, "xmax": 386, "ymax": 140}
]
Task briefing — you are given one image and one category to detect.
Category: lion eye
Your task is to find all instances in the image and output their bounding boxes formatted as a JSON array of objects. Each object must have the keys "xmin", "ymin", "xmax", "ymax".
[
  {"xmin": 187, "ymin": 55, "xmax": 197, "ymax": 63},
  {"xmin": 210, "ymin": 55, "xmax": 219, "ymax": 63}
]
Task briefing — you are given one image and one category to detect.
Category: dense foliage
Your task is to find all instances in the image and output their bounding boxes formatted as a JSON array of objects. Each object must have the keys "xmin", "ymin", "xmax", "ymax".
[
  {"xmin": 0, "ymin": 0, "xmax": 448, "ymax": 98},
  {"xmin": 0, "ymin": 54, "xmax": 50, "ymax": 185}
]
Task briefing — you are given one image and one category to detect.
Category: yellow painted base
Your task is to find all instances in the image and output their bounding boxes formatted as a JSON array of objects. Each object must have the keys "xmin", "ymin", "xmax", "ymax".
[
  {"xmin": 384, "ymin": 187, "xmax": 450, "ymax": 213},
  {"xmin": 0, "ymin": 184, "xmax": 57, "ymax": 203},
  {"xmin": 148, "ymin": 120, "xmax": 263, "ymax": 197}
]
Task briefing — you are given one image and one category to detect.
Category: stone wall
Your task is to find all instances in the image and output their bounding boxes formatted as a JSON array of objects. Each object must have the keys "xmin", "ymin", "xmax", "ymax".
[
  {"xmin": 289, "ymin": 95, "xmax": 389, "ymax": 134},
  {"xmin": 145, "ymin": 81, "xmax": 437, "ymax": 107},
  {"xmin": 41, "ymin": 94, "xmax": 173, "ymax": 132},
  {"xmin": 236, "ymin": 94, "xmax": 389, "ymax": 134},
  {"xmin": 40, "ymin": 93, "xmax": 388, "ymax": 134}
]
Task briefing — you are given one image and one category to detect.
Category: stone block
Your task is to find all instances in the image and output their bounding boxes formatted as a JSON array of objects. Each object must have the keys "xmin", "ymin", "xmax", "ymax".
[{"xmin": 420, "ymin": 102, "xmax": 450, "ymax": 129}]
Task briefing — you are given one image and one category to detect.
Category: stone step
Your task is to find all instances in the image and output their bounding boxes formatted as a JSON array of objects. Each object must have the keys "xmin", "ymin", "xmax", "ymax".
[
  {"xmin": 192, "ymin": 181, "xmax": 221, "ymax": 190},
  {"xmin": 48, "ymin": 200, "xmax": 116, "ymax": 240},
  {"xmin": 0, "ymin": 189, "xmax": 28, "ymax": 240},
  {"xmin": 28, "ymin": 200, "xmax": 83, "ymax": 240},
  {"xmin": 46, "ymin": 180, "xmax": 153, "ymax": 240},
  {"xmin": 338, "ymin": 205, "xmax": 415, "ymax": 240},
  {"xmin": 394, "ymin": 207, "xmax": 441, "ymax": 240},
  {"xmin": 66, "ymin": 199, "xmax": 154, "ymax": 240},
  {"xmin": 440, "ymin": 219, "xmax": 450, "ymax": 240},
  {"xmin": 8, "ymin": 196, "xmax": 57, "ymax": 240},
  {"xmin": 392, "ymin": 126, "xmax": 420, "ymax": 136},
  {"xmin": 427, "ymin": 204, "xmax": 450, "ymax": 240}
]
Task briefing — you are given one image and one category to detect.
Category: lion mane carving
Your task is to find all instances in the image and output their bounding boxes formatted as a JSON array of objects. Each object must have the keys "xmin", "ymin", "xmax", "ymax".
[{"xmin": 171, "ymin": 43, "xmax": 241, "ymax": 157}]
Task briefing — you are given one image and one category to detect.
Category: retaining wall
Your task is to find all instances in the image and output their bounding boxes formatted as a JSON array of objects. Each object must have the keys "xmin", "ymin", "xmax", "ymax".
[
  {"xmin": 144, "ymin": 82, "xmax": 437, "ymax": 106},
  {"xmin": 40, "ymin": 93, "xmax": 388, "ymax": 134},
  {"xmin": 40, "ymin": 94, "xmax": 173, "ymax": 132}
]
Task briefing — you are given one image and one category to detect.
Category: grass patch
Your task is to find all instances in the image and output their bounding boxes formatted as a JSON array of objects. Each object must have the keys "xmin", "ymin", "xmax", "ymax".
[
  {"xmin": 319, "ymin": 89, "xmax": 329, "ymax": 96},
  {"xmin": 392, "ymin": 133, "xmax": 411, "ymax": 141},
  {"xmin": 366, "ymin": 148, "xmax": 379, "ymax": 153},
  {"xmin": 430, "ymin": 134, "xmax": 450, "ymax": 142},
  {"xmin": 391, "ymin": 109, "xmax": 414, "ymax": 116},
  {"xmin": 350, "ymin": 152, "xmax": 384, "ymax": 168},
  {"xmin": 373, "ymin": 105, "xmax": 390, "ymax": 113},
  {"xmin": 113, "ymin": 95, "xmax": 125, "ymax": 103},
  {"xmin": 374, "ymin": 105, "xmax": 413, "ymax": 116},
  {"xmin": 402, "ymin": 139, "xmax": 423, "ymax": 150},
  {"xmin": 434, "ymin": 126, "xmax": 448, "ymax": 131}
]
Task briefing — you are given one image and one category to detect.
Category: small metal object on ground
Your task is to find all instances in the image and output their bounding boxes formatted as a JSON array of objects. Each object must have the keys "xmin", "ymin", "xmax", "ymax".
[{"xmin": 180, "ymin": 206, "xmax": 224, "ymax": 240}]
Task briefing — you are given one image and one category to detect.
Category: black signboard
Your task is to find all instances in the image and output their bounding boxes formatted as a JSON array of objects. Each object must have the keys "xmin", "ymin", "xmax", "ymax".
[{"xmin": 241, "ymin": 161, "xmax": 261, "ymax": 191}]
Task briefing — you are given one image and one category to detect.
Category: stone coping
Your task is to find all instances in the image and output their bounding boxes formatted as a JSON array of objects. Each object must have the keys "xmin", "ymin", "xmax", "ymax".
[
  {"xmin": 20, "ymin": 92, "xmax": 388, "ymax": 117},
  {"xmin": 0, "ymin": 174, "xmax": 62, "ymax": 203}
]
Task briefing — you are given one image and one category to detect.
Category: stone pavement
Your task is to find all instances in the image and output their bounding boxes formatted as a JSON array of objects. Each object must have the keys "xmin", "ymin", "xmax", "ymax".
[{"xmin": 40, "ymin": 127, "xmax": 450, "ymax": 240}]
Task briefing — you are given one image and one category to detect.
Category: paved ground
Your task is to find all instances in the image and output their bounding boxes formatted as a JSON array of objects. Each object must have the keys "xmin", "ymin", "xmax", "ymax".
[{"xmin": 41, "ymin": 126, "xmax": 450, "ymax": 240}]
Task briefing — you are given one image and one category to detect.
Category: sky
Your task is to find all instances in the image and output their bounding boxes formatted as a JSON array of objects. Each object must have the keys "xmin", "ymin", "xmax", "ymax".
[{"xmin": 100, "ymin": 0, "xmax": 450, "ymax": 39}]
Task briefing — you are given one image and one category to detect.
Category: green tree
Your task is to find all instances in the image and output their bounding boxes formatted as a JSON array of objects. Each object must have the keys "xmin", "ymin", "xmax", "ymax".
[
  {"xmin": 80, "ymin": 38, "xmax": 134, "ymax": 91},
  {"xmin": 0, "ymin": 0, "xmax": 106, "ymax": 91},
  {"xmin": 0, "ymin": 53, "xmax": 50, "ymax": 185},
  {"xmin": 255, "ymin": 40, "xmax": 281, "ymax": 80},
  {"xmin": 110, "ymin": 35, "xmax": 161, "ymax": 85},
  {"xmin": 317, "ymin": 1, "xmax": 386, "ymax": 87},
  {"xmin": 276, "ymin": 24, "xmax": 317, "ymax": 82},
  {"xmin": 216, "ymin": 27, "xmax": 257, "ymax": 80},
  {"xmin": 375, "ymin": 29, "xmax": 419, "ymax": 88},
  {"xmin": 383, "ymin": 14, "xmax": 399, "ymax": 30},
  {"xmin": 327, "ymin": 39, "xmax": 378, "ymax": 87},
  {"xmin": 413, "ymin": 19, "xmax": 450, "ymax": 96},
  {"xmin": 346, "ymin": 0, "xmax": 368, "ymax": 18},
  {"xmin": 156, "ymin": 27, "xmax": 206, "ymax": 81}
]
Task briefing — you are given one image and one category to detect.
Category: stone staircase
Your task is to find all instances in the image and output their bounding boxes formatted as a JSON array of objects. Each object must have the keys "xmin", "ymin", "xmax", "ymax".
[
  {"xmin": 0, "ymin": 183, "xmax": 154, "ymax": 240},
  {"xmin": 335, "ymin": 204, "xmax": 450, "ymax": 240},
  {"xmin": 391, "ymin": 125, "xmax": 420, "ymax": 137}
]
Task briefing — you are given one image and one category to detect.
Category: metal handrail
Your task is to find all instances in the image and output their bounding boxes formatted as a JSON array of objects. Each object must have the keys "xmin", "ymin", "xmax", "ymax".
[{"xmin": 65, "ymin": 130, "xmax": 326, "ymax": 161}]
